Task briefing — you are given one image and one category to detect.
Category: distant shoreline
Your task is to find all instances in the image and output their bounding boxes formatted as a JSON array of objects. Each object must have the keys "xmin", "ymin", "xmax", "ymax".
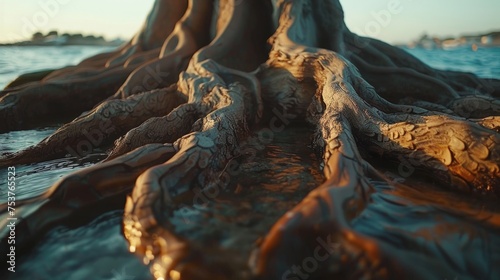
[
  {"xmin": 397, "ymin": 30, "xmax": 500, "ymax": 50},
  {"xmin": 0, "ymin": 30, "xmax": 125, "ymax": 47},
  {"xmin": 0, "ymin": 43, "xmax": 122, "ymax": 47}
]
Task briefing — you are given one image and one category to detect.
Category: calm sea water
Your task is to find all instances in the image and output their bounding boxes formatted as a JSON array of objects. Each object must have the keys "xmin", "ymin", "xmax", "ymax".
[
  {"xmin": 404, "ymin": 46, "xmax": 500, "ymax": 78},
  {"xmin": 0, "ymin": 46, "xmax": 117, "ymax": 89},
  {"xmin": 0, "ymin": 46, "xmax": 499, "ymax": 279}
]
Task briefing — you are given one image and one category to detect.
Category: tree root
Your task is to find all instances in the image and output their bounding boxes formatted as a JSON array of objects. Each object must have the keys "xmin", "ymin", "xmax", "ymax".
[
  {"xmin": 0, "ymin": 67, "xmax": 135, "ymax": 132},
  {"xmin": 111, "ymin": 0, "xmax": 216, "ymax": 100},
  {"xmin": 1, "ymin": 0, "xmax": 500, "ymax": 279},
  {"xmin": 250, "ymin": 0, "xmax": 500, "ymax": 278},
  {"xmin": 0, "ymin": 144, "xmax": 176, "ymax": 257},
  {"xmin": 345, "ymin": 33, "xmax": 500, "ymax": 106},
  {"xmin": 122, "ymin": 2, "xmax": 269, "ymax": 278},
  {"xmin": 124, "ymin": 82, "xmax": 251, "ymax": 278},
  {"xmin": 106, "ymin": 103, "xmax": 200, "ymax": 160},
  {"xmin": 0, "ymin": 86, "xmax": 185, "ymax": 166}
]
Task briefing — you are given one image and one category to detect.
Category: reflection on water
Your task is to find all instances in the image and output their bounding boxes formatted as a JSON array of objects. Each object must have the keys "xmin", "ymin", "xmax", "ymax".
[{"xmin": 170, "ymin": 124, "xmax": 324, "ymax": 259}]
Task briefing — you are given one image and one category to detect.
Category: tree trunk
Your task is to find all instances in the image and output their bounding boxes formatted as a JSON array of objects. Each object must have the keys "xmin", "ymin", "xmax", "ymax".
[{"xmin": 1, "ymin": 0, "xmax": 500, "ymax": 279}]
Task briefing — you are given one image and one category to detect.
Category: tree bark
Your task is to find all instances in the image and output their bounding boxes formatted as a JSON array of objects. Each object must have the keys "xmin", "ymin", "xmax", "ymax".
[{"xmin": 1, "ymin": 0, "xmax": 500, "ymax": 279}]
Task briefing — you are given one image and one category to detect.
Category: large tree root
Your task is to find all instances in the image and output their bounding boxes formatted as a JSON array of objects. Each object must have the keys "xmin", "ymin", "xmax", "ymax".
[
  {"xmin": 110, "ymin": 0, "xmax": 216, "ymax": 100},
  {"xmin": 0, "ymin": 67, "xmax": 134, "ymax": 132},
  {"xmin": 254, "ymin": 49, "xmax": 499, "ymax": 278},
  {"xmin": 106, "ymin": 103, "xmax": 200, "ymax": 160},
  {"xmin": 0, "ymin": 86, "xmax": 185, "ymax": 166},
  {"xmin": 250, "ymin": 0, "xmax": 500, "ymax": 278},
  {"xmin": 0, "ymin": 144, "xmax": 176, "ymax": 259},
  {"xmin": 1, "ymin": 0, "xmax": 500, "ymax": 279},
  {"xmin": 122, "ymin": 1, "xmax": 269, "ymax": 278}
]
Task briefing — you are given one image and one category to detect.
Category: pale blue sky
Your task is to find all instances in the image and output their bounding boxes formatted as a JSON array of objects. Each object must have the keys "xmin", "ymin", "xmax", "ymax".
[
  {"xmin": 1, "ymin": 0, "xmax": 499, "ymax": 44},
  {"xmin": 341, "ymin": 0, "xmax": 500, "ymax": 43}
]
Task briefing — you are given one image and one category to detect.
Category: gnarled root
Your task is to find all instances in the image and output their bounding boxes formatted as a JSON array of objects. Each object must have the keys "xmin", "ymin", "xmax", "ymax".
[
  {"xmin": 111, "ymin": 0, "xmax": 216, "ymax": 100},
  {"xmin": 0, "ymin": 67, "xmax": 133, "ymax": 132},
  {"xmin": 252, "ymin": 128, "xmax": 390, "ymax": 279},
  {"xmin": 345, "ymin": 33, "xmax": 499, "ymax": 105},
  {"xmin": 0, "ymin": 86, "xmax": 185, "ymax": 166},
  {"xmin": 251, "ymin": 0, "xmax": 500, "ymax": 278},
  {"xmin": 124, "ymin": 76, "xmax": 256, "ymax": 280},
  {"xmin": 0, "ymin": 144, "xmax": 176, "ymax": 261},
  {"xmin": 106, "ymin": 103, "xmax": 200, "ymax": 160},
  {"xmin": 2, "ymin": 0, "xmax": 500, "ymax": 279},
  {"xmin": 122, "ymin": 1, "xmax": 270, "ymax": 278}
]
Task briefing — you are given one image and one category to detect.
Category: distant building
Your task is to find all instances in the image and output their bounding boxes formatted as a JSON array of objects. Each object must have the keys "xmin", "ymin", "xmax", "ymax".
[
  {"xmin": 482, "ymin": 31, "xmax": 500, "ymax": 46},
  {"xmin": 411, "ymin": 34, "xmax": 440, "ymax": 49},
  {"xmin": 441, "ymin": 39, "xmax": 460, "ymax": 50},
  {"xmin": 406, "ymin": 30, "xmax": 500, "ymax": 49},
  {"xmin": 32, "ymin": 32, "xmax": 44, "ymax": 41}
]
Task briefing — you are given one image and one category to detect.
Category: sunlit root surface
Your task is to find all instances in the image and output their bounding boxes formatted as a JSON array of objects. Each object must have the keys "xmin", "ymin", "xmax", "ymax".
[{"xmin": 1, "ymin": 0, "xmax": 500, "ymax": 279}]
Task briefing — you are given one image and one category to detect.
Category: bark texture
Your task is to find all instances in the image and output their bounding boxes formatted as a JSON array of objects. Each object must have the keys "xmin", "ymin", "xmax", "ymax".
[{"xmin": 1, "ymin": 0, "xmax": 500, "ymax": 279}]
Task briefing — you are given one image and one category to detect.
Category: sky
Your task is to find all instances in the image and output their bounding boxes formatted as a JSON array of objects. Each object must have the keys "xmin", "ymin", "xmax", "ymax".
[{"xmin": 0, "ymin": 0, "xmax": 499, "ymax": 44}]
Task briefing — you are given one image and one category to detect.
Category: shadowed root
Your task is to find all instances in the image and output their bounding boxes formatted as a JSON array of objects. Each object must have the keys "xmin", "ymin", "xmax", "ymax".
[
  {"xmin": 0, "ymin": 144, "xmax": 176, "ymax": 256},
  {"xmin": 110, "ymin": 0, "xmax": 216, "ymax": 100},
  {"xmin": 0, "ymin": 67, "xmax": 134, "ymax": 132},
  {"xmin": 0, "ymin": 86, "xmax": 185, "ymax": 166}
]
